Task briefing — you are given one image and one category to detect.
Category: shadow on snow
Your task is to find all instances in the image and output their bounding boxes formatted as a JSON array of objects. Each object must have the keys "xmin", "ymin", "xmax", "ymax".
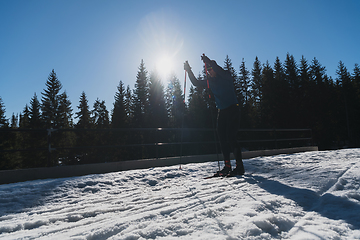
[{"xmin": 249, "ymin": 175, "xmax": 360, "ymax": 229}]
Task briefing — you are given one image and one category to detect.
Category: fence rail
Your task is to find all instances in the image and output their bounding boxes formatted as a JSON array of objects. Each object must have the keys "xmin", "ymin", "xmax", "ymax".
[{"xmin": 0, "ymin": 128, "xmax": 313, "ymax": 168}]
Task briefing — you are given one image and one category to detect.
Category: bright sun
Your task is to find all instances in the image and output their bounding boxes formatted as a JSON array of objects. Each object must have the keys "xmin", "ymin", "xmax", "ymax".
[
  {"xmin": 138, "ymin": 10, "xmax": 184, "ymax": 83},
  {"xmin": 155, "ymin": 54, "xmax": 174, "ymax": 81}
]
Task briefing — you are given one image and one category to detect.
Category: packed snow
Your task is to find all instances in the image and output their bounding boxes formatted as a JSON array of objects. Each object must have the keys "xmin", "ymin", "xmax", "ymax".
[{"xmin": 1, "ymin": 148, "xmax": 360, "ymax": 240}]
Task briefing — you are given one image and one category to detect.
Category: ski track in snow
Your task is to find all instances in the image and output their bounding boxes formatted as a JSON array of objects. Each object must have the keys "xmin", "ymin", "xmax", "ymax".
[{"xmin": 1, "ymin": 149, "xmax": 360, "ymax": 239}]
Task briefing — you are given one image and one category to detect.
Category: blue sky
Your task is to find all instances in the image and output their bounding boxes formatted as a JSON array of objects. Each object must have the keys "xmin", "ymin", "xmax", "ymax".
[{"xmin": 1, "ymin": 0, "xmax": 359, "ymax": 121}]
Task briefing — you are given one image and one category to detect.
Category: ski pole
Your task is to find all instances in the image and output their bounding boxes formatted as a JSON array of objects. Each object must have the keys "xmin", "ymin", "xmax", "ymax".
[
  {"xmin": 179, "ymin": 69, "xmax": 187, "ymax": 170},
  {"xmin": 203, "ymin": 55, "xmax": 211, "ymax": 99},
  {"xmin": 183, "ymin": 69, "xmax": 187, "ymax": 104},
  {"xmin": 203, "ymin": 54, "xmax": 220, "ymax": 172}
]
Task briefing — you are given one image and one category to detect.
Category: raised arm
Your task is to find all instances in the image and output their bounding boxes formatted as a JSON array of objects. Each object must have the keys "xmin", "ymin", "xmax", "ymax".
[{"xmin": 184, "ymin": 61, "xmax": 207, "ymax": 88}]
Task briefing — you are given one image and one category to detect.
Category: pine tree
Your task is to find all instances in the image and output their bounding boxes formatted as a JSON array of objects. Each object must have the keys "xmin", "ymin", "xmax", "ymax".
[
  {"xmin": 299, "ymin": 56, "xmax": 311, "ymax": 94},
  {"xmin": 112, "ymin": 81, "xmax": 127, "ymax": 128},
  {"xmin": 90, "ymin": 98, "xmax": 110, "ymax": 162},
  {"xmin": 274, "ymin": 57, "xmax": 285, "ymax": 82},
  {"xmin": 19, "ymin": 105, "xmax": 30, "ymax": 128},
  {"xmin": 41, "ymin": 69, "xmax": 62, "ymax": 128},
  {"xmin": 336, "ymin": 61, "xmax": 351, "ymax": 87},
  {"xmin": 25, "ymin": 96, "xmax": 47, "ymax": 167},
  {"xmin": 92, "ymin": 98, "xmax": 109, "ymax": 128},
  {"xmin": 57, "ymin": 91, "xmax": 72, "ymax": 128},
  {"xmin": 74, "ymin": 92, "xmax": 92, "ymax": 164},
  {"xmin": 132, "ymin": 60, "xmax": 150, "ymax": 159},
  {"xmin": 132, "ymin": 59, "xmax": 149, "ymax": 127},
  {"xmin": 187, "ymin": 84, "xmax": 208, "ymax": 128},
  {"xmin": 310, "ymin": 58, "xmax": 326, "ymax": 85},
  {"xmin": 10, "ymin": 113, "xmax": 18, "ymax": 128},
  {"xmin": 309, "ymin": 58, "xmax": 327, "ymax": 120},
  {"xmin": 309, "ymin": 58, "xmax": 334, "ymax": 148},
  {"xmin": 336, "ymin": 61, "xmax": 353, "ymax": 144},
  {"xmin": 298, "ymin": 56, "xmax": 311, "ymax": 128},
  {"xmin": 352, "ymin": 63, "xmax": 360, "ymax": 145},
  {"xmin": 18, "ymin": 106, "xmax": 31, "ymax": 167},
  {"xmin": 223, "ymin": 55, "xmax": 237, "ymax": 86},
  {"xmin": 238, "ymin": 59, "xmax": 250, "ymax": 106},
  {"xmin": 250, "ymin": 56, "xmax": 262, "ymax": 127},
  {"xmin": 261, "ymin": 60, "xmax": 275, "ymax": 128},
  {"xmin": 0, "ymin": 97, "xmax": 10, "ymax": 170},
  {"xmin": 125, "ymin": 85, "xmax": 133, "ymax": 126},
  {"xmin": 110, "ymin": 81, "xmax": 130, "ymax": 161},
  {"xmin": 29, "ymin": 93, "xmax": 42, "ymax": 129},
  {"xmin": 0, "ymin": 97, "xmax": 8, "ymax": 128},
  {"xmin": 166, "ymin": 74, "xmax": 185, "ymax": 128},
  {"xmin": 284, "ymin": 53, "xmax": 299, "ymax": 89},
  {"xmin": 148, "ymin": 71, "xmax": 168, "ymax": 127},
  {"xmin": 75, "ymin": 91, "xmax": 92, "ymax": 129},
  {"xmin": 273, "ymin": 56, "xmax": 287, "ymax": 128},
  {"xmin": 251, "ymin": 56, "xmax": 263, "ymax": 102},
  {"xmin": 284, "ymin": 53, "xmax": 300, "ymax": 127},
  {"xmin": 9, "ymin": 112, "xmax": 22, "ymax": 167},
  {"xmin": 353, "ymin": 64, "xmax": 360, "ymax": 95},
  {"xmin": 56, "ymin": 91, "xmax": 75, "ymax": 164}
]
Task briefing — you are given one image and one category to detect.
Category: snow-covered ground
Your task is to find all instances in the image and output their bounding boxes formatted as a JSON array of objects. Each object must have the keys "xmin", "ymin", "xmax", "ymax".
[{"xmin": 1, "ymin": 149, "xmax": 360, "ymax": 240}]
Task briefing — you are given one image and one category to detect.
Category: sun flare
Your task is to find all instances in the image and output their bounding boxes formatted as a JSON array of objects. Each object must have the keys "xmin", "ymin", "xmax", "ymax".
[
  {"xmin": 138, "ymin": 10, "xmax": 184, "ymax": 83},
  {"xmin": 155, "ymin": 53, "xmax": 174, "ymax": 81}
]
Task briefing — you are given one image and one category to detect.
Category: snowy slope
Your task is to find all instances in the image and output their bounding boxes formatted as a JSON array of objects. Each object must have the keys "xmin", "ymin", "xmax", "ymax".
[{"xmin": 1, "ymin": 149, "xmax": 360, "ymax": 240}]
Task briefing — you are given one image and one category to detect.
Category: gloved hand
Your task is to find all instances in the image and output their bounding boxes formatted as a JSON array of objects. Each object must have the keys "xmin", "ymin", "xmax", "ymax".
[
  {"xmin": 201, "ymin": 54, "xmax": 211, "ymax": 64},
  {"xmin": 184, "ymin": 61, "xmax": 191, "ymax": 72}
]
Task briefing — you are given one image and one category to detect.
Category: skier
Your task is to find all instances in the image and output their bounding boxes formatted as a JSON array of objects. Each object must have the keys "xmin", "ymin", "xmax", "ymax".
[{"xmin": 184, "ymin": 54, "xmax": 245, "ymax": 176}]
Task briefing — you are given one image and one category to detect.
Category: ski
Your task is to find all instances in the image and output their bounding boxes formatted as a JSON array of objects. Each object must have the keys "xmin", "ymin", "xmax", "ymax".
[
  {"xmin": 204, "ymin": 174, "xmax": 222, "ymax": 179},
  {"xmin": 204, "ymin": 173, "xmax": 243, "ymax": 179},
  {"xmin": 204, "ymin": 173, "xmax": 244, "ymax": 179}
]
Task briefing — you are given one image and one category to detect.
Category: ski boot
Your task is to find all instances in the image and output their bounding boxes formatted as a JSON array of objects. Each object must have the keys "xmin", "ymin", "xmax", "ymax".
[{"xmin": 215, "ymin": 166, "xmax": 232, "ymax": 177}]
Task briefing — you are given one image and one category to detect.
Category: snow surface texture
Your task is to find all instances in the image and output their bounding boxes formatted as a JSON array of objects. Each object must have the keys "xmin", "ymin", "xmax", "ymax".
[{"xmin": 1, "ymin": 149, "xmax": 360, "ymax": 240}]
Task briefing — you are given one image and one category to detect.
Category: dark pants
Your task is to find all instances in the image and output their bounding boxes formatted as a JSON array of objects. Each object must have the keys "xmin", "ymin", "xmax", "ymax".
[{"xmin": 217, "ymin": 104, "xmax": 243, "ymax": 168}]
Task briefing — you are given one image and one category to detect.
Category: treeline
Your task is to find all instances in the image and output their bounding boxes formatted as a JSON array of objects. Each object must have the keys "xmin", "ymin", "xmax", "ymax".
[{"xmin": 1, "ymin": 54, "xmax": 359, "ymax": 170}]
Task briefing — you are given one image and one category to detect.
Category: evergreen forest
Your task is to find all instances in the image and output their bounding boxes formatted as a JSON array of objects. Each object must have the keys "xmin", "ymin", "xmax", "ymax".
[{"xmin": 1, "ymin": 54, "xmax": 359, "ymax": 170}]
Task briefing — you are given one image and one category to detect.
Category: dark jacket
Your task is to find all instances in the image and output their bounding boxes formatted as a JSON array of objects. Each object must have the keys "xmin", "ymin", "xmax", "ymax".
[{"xmin": 187, "ymin": 60, "xmax": 238, "ymax": 110}]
